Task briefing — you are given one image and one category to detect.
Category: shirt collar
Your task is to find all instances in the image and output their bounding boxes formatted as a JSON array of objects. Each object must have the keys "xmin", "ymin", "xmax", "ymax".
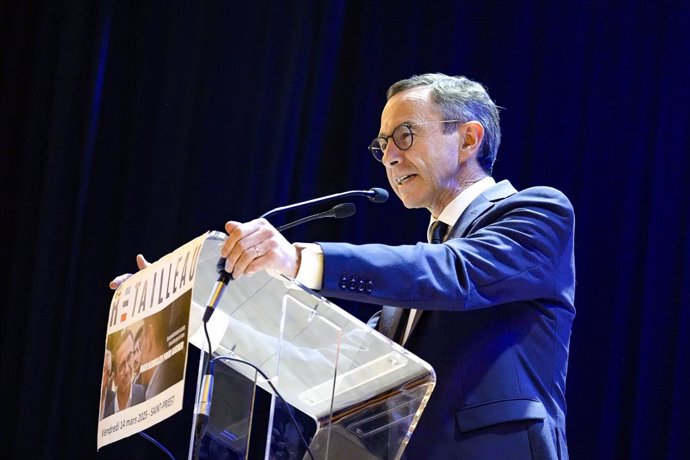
[
  {"xmin": 427, "ymin": 176, "xmax": 496, "ymax": 242},
  {"xmin": 114, "ymin": 385, "xmax": 132, "ymax": 412}
]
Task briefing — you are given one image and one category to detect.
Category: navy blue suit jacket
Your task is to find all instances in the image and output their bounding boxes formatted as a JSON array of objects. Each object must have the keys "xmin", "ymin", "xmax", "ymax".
[
  {"xmin": 103, "ymin": 383, "xmax": 147, "ymax": 419},
  {"xmin": 318, "ymin": 180, "xmax": 575, "ymax": 459}
]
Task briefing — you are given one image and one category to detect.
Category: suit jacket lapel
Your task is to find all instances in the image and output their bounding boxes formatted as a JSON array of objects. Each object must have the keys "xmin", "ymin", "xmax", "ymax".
[
  {"xmin": 378, "ymin": 180, "xmax": 517, "ymax": 344},
  {"xmin": 450, "ymin": 180, "xmax": 518, "ymax": 238}
]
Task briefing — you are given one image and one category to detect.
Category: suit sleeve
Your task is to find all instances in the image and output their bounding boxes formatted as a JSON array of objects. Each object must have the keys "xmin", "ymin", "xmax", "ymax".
[{"xmin": 317, "ymin": 187, "xmax": 575, "ymax": 312}]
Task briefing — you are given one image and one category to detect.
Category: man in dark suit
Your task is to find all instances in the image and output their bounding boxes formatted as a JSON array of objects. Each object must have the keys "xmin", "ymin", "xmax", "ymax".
[
  {"xmin": 316, "ymin": 180, "xmax": 574, "ymax": 459},
  {"xmin": 103, "ymin": 328, "xmax": 146, "ymax": 418},
  {"xmin": 220, "ymin": 73, "xmax": 575, "ymax": 459},
  {"xmin": 118, "ymin": 73, "xmax": 574, "ymax": 458}
]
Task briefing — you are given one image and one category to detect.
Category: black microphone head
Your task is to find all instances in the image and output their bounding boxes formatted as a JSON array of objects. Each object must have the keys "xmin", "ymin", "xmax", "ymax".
[
  {"xmin": 333, "ymin": 202, "xmax": 356, "ymax": 219},
  {"xmin": 368, "ymin": 187, "xmax": 389, "ymax": 203}
]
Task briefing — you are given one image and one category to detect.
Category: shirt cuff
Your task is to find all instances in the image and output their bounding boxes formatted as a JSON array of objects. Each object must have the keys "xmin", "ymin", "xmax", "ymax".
[{"xmin": 293, "ymin": 243, "xmax": 324, "ymax": 290}]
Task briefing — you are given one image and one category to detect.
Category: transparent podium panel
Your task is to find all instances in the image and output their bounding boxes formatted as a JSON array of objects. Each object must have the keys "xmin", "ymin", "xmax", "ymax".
[{"xmin": 188, "ymin": 232, "xmax": 435, "ymax": 459}]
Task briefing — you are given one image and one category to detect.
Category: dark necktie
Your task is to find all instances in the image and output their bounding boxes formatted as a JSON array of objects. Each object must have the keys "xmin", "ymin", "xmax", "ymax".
[
  {"xmin": 430, "ymin": 219, "xmax": 449, "ymax": 244},
  {"xmin": 379, "ymin": 220, "xmax": 449, "ymax": 344}
]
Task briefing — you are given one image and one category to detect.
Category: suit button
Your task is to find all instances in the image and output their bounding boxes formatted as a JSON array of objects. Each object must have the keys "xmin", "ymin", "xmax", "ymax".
[
  {"xmin": 357, "ymin": 279, "xmax": 366, "ymax": 292},
  {"xmin": 349, "ymin": 277, "xmax": 357, "ymax": 290},
  {"xmin": 365, "ymin": 281, "xmax": 373, "ymax": 294},
  {"xmin": 339, "ymin": 274, "xmax": 349, "ymax": 290}
]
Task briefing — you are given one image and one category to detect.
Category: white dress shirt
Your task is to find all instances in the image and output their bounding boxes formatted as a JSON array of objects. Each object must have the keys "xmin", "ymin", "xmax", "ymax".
[{"xmin": 402, "ymin": 176, "xmax": 496, "ymax": 344}]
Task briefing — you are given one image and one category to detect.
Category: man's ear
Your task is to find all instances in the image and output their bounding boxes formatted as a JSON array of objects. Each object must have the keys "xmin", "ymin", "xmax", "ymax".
[{"xmin": 458, "ymin": 121, "xmax": 484, "ymax": 161}]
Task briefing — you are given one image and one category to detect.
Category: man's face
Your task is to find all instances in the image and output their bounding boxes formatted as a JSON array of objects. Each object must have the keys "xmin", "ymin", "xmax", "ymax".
[
  {"xmin": 379, "ymin": 87, "xmax": 464, "ymax": 217},
  {"xmin": 114, "ymin": 335, "xmax": 134, "ymax": 395}
]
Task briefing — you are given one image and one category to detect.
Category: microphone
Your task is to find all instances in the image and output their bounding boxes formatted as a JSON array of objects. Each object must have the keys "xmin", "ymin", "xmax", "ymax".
[
  {"xmin": 204, "ymin": 187, "xmax": 388, "ymax": 324},
  {"xmin": 204, "ymin": 204, "xmax": 357, "ymax": 322},
  {"xmin": 260, "ymin": 187, "xmax": 388, "ymax": 219},
  {"xmin": 365, "ymin": 187, "xmax": 389, "ymax": 203},
  {"xmin": 277, "ymin": 202, "xmax": 356, "ymax": 232}
]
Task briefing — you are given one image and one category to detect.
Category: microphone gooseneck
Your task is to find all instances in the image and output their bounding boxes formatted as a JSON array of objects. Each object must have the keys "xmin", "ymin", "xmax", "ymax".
[{"xmin": 277, "ymin": 202, "xmax": 356, "ymax": 232}]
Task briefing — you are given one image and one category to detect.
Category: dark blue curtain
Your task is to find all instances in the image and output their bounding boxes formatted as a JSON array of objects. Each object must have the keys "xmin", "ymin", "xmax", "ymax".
[{"xmin": 1, "ymin": 1, "xmax": 689, "ymax": 458}]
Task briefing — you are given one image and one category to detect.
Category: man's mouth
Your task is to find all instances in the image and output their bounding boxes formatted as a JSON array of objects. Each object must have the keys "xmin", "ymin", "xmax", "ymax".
[{"xmin": 396, "ymin": 174, "xmax": 416, "ymax": 185}]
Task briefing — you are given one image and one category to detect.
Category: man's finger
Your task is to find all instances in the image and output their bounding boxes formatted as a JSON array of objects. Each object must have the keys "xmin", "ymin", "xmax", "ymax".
[
  {"xmin": 109, "ymin": 254, "xmax": 151, "ymax": 290},
  {"xmin": 136, "ymin": 254, "xmax": 151, "ymax": 270},
  {"xmin": 109, "ymin": 273, "xmax": 132, "ymax": 290}
]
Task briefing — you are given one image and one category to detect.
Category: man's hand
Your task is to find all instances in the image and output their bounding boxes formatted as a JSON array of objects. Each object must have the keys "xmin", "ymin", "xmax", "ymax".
[
  {"xmin": 220, "ymin": 218, "xmax": 299, "ymax": 279},
  {"xmin": 108, "ymin": 254, "xmax": 151, "ymax": 289}
]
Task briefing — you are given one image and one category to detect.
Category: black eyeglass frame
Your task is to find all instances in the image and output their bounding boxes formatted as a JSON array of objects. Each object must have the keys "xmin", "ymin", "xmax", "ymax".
[
  {"xmin": 367, "ymin": 120, "xmax": 463, "ymax": 162},
  {"xmin": 117, "ymin": 351, "xmax": 134, "ymax": 374}
]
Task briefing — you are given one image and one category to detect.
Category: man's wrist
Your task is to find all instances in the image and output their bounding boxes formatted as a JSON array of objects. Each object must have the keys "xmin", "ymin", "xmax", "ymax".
[{"xmin": 292, "ymin": 243, "xmax": 324, "ymax": 290}]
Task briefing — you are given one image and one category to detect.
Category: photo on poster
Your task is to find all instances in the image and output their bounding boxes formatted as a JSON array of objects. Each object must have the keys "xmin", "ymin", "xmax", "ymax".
[
  {"xmin": 99, "ymin": 292, "xmax": 190, "ymax": 421},
  {"xmin": 97, "ymin": 232, "xmax": 206, "ymax": 450}
]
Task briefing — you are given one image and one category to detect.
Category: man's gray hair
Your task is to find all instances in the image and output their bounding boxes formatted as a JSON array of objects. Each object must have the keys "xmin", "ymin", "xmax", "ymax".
[{"xmin": 387, "ymin": 73, "xmax": 501, "ymax": 174}]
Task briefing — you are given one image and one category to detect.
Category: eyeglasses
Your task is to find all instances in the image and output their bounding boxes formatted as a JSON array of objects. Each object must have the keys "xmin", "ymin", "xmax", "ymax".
[
  {"xmin": 117, "ymin": 351, "xmax": 133, "ymax": 374},
  {"xmin": 367, "ymin": 120, "xmax": 462, "ymax": 162}
]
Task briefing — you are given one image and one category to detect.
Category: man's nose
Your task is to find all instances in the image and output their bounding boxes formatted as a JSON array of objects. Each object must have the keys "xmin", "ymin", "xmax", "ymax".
[{"xmin": 383, "ymin": 143, "xmax": 403, "ymax": 167}]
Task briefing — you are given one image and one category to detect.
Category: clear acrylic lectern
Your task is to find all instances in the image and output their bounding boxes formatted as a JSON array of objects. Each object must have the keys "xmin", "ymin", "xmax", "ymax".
[{"xmin": 187, "ymin": 232, "xmax": 435, "ymax": 459}]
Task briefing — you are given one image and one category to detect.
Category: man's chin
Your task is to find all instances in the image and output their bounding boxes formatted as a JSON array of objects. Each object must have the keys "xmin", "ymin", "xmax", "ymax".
[{"xmin": 399, "ymin": 196, "xmax": 424, "ymax": 210}]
